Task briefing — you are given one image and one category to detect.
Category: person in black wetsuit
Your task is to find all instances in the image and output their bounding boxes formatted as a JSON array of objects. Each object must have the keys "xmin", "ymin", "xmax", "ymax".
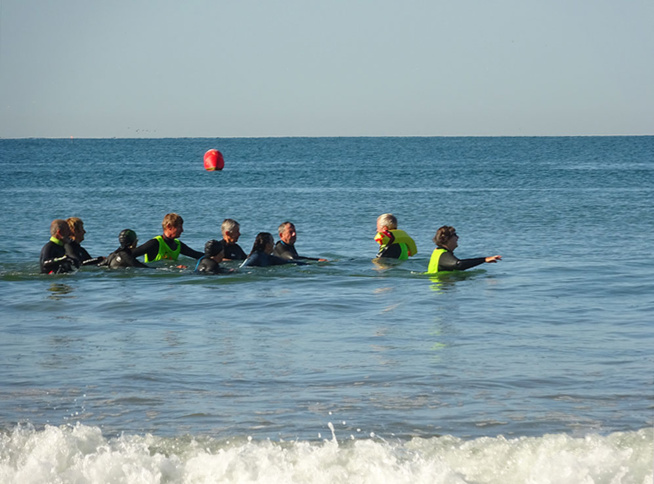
[
  {"xmin": 241, "ymin": 232, "xmax": 305, "ymax": 268},
  {"xmin": 39, "ymin": 219, "xmax": 79, "ymax": 274},
  {"xmin": 220, "ymin": 219, "xmax": 247, "ymax": 261},
  {"xmin": 131, "ymin": 213, "xmax": 203, "ymax": 264},
  {"xmin": 426, "ymin": 225, "xmax": 502, "ymax": 273},
  {"xmin": 272, "ymin": 221, "xmax": 326, "ymax": 262},
  {"xmin": 66, "ymin": 217, "xmax": 105, "ymax": 266},
  {"xmin": 103, "ymin": 229, "xmax": 150, "ymax": 269},
  {"xmin": 195, "ymin": 239, "xmax": 230, "ymax": 274}
]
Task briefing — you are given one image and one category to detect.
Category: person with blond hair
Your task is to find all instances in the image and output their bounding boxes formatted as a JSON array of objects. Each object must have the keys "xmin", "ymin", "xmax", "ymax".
[
  {"xmin": 39, "ymin": 219, "xmax": 78, "ymax": 274},
  {"xmin": 132, "ymin": 213, "xmax": 203, "ymax": 263},
  {"xmin": 66, "ymin": 217, "xmax": 104, "ymax": 265}
]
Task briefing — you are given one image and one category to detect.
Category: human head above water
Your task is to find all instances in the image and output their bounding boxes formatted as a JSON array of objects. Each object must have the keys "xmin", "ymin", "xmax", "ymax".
[
  {"xmin": 221, "ymin": 219, "xmax": 240, "ymax": 243},
  {"xmin": 377, "ymin": 213, "xmax": 398, "ymax": 232},
  {"xmin": 162, "ymin": 213, "xmax": 184, "ymax": 238},
  {"xmin": 278, "ymin": 221, "xmax": 296, "ymax": 245},
  {"xmin": 118, "ymin": 229, "xmax": 138, "ymax": 249},
  {"xmin": 251, "ymin": 232, "xmax": 275, "ymax": 254},
  {"xmin": 162, "ymin": 213, "xmax": 183, "ymax": 230},
  {"xmin": 434, "ymin": 225, "xmax": 458, "ymax": 249},
  {"xmin": 204, "ymin": 239, "xmax": 225, "ymax": 258},
  {"xmin": 50, "ymin": 219, "xmax": 71, "ymax": 240},
  {"xmin": 66, "ymin": 217, "xmax": 85, "ymax": 242}
]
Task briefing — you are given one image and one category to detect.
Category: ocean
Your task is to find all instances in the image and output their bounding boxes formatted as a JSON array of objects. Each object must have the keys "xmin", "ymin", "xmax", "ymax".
[{"xmin": 0, "ymin": 136, "xmax": 652, "ymax": 483}]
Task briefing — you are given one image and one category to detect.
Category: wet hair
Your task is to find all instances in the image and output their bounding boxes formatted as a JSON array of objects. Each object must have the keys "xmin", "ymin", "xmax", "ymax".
[
  {"xmin": 277, "ymin": 221, "xmax": 294, "ymax": 237},
  {"xmin": 250, "ymin": 232, "xmax": 274, "ymax": 255},
  {"xmin": 377, "ymin": 213, "xmax": 397, "ymax": 230},
  {"xmin": 162, "ymin": 213, "xmax": 183, "ymax": 230},
  {"xmin": 50, "ymin": 219, "xmax": 70, "ymax": 238},
  {"xmin": 204, "ymin": 239, "xmax": 225, "ymax": 257},
  {"xmin": 118, "ymin": 229, "xmax": 138, "ymax": 249},
  {"xmin": 66, "ymin": 217, "xmax": 84, "ymax": 240},
  {"xmin": 221, "ymin": 219, "xmax": 239, "ymax": 236},
  {"xmin": 434, "ymin": 226, "xmax": 456, "ymax": 247}
]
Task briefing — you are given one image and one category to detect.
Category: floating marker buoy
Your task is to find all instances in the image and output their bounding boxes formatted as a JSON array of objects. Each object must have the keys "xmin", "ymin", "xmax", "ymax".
[{"xmin": 204, "ymin": 149, "xmax": 224, "ymax": 171}]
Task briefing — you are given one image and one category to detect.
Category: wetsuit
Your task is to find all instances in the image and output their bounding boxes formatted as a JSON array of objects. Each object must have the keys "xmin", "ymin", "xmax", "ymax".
[
  {"xmin": 377, "ymin": 243, "xmax": 405, "ymax": 259},
  {"xmin": 195, "ymin": 257, "xmax": 228, "ymax": 274},
  {"xmin": 427, "ymin": 247, "xmax": 486, "ymax": 273},
  {"xmin": 222, "ymin": 241, "xmax": 247, "ymax": 261},
  {"xmin": 272, "ymin": 241, "xmax": 320, "ymax": 261},
  {"xmin": 240, "ymin": 251, "xmax": 303, "ymax": 268},
  {"xmin": 39, "ymin": 237, "xmax": 79, "ymax": 274},
  {"xmin": 132, "ymin": 236, "xmax": 203, "ymax": 262},
  {"xmin": 103, "ymin": 248, "xmax": 149, "ymax": 269},
  {"xmin": 68, "ymin": 240, "xmax": 104, "ymax": 266}
]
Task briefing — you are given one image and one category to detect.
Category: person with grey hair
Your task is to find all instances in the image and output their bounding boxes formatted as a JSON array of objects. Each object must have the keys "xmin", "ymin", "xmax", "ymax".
[
  {"xmin": 220, "ymin": 218, "xmax": 247, "ymax": 261},
  {"xmin": 272, "ymin": 221, "xmax": 326, "ymax": 262},
  {"xmin": 374, "ymin": 213, "xmax": 417, "ymax": 260}
]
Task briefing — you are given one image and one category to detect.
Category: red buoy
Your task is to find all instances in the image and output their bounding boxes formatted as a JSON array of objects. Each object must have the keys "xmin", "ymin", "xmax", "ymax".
[{"xmin": 204, "ymin": 149, "xmax": 224, "ymax": 171}]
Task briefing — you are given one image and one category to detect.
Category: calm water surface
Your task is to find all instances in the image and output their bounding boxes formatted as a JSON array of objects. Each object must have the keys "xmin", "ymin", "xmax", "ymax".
[{"xmin": 0, "ymin": 137, "xmax": 652, "ymax": 483}]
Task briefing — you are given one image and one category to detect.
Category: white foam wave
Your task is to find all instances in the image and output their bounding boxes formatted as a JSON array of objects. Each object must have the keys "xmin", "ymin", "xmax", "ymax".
[{"xmin": 0, "ymin": 424, "xmax": 651, "ymax": 484}]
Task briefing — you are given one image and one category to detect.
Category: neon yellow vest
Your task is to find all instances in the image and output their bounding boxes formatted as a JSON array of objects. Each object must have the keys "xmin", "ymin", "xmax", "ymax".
[
  {"xmin": 374, "ymin": 229, "xmax": 418, "ymax": 260},
  {"xmin": 427, "ymin": 248, "xmax": 449, "ymax": 274},
  {"xmin": 145, "ymin": 235, "xmax": 181, "ymax": 262}
]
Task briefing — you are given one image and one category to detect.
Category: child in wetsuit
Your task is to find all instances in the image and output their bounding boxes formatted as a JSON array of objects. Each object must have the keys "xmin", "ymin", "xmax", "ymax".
[
  {"xmin": 104, "ymin": 229, "xmax": 149, "ymax": 269},
  {"xmin": 195, "ymin": 239, "xmax": 229, "ymax": 274}
]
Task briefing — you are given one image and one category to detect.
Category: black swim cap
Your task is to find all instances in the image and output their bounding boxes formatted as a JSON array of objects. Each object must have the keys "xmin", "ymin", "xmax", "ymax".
[
  {"xmin": 204, "ymin": 239, "xmax": 225, "ymax": 257},
  {"xmin": 118, "ymin": 229, "xmax": 137, "ymax": 248}
]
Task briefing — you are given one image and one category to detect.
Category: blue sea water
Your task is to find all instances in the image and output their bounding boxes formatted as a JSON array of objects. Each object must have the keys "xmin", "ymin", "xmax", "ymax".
[{"xmin": 0, "ymin": 137, "xmax": 652, "ymax": 483}]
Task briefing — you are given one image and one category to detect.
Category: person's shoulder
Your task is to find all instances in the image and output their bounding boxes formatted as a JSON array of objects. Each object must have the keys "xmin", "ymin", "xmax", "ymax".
[
  {"xmin": 391, "ymin": 229, "xmax": 414, "ymax": 240},
  {"xmin": 273, "ymin": 241, "xmax": 295, "ymax": 259},
  {"xmin": 272, "ymin": 241, "xmax": 285, "ymax": 255},
  {"xmin": 106, "ymin": 250, "xmax": 124, "ymax": 268},
  {"xmin": 138, "ymin": 237, "xmax": 159, "ymax": 247},
  {"xmin": 39, "ymin": 240, "xmax": 56, "ymax": 259},
  {"xmin": 240, "ymin": 252, "xmax": 260, "ymax": 267},
  {"xmin": 225, "ymin": 242, "xmax": 247, "ymax": 259}
]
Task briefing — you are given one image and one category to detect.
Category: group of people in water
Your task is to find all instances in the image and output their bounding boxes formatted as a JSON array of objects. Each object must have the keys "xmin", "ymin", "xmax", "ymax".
[{"xmin": 39, "ymin": 213, "xmax": 501, "ymax": 275}]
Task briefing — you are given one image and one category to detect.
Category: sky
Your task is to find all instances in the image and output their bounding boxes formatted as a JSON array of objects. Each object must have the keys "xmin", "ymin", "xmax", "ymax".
[{"xmin": 1, "ymin": 0, "xmax": 652, "ymax": 138}]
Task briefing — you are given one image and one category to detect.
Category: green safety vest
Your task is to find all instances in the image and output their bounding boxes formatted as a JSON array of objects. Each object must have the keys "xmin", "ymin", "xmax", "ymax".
[
  {"xmin": 145, "ymin": 235, "xmax": 181, "ymax": 263},
  {"xmin": 426, "ymin": 248, "xmax": 448, "ymax": 274},
  {"xmin": 374, "ymin": 229, "xmax": 417, "ymax": 260}
]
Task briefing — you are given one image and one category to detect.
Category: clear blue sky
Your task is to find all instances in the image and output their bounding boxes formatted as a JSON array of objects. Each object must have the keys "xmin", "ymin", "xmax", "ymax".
[{"xmin": 1, "ymin": 0, "xmax": 652, "ymax": 138}]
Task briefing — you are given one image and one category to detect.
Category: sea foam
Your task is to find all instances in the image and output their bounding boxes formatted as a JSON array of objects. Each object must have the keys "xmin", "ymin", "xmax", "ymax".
[{"xmin": 1, "ymin": 424, "xmax": 651, "ymax": 484}]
